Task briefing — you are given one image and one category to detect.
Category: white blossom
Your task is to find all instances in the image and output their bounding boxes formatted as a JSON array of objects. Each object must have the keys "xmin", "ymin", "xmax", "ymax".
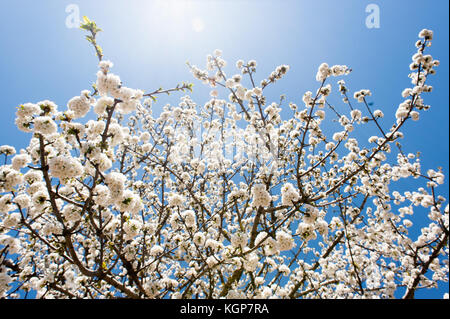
[
  {"xmin": 48, "ymin": 156, "xmax": 84, "ymax": 180},
  {"xmin": 0, "ymin": 25, "xmax": 446, "ymax": 300}
]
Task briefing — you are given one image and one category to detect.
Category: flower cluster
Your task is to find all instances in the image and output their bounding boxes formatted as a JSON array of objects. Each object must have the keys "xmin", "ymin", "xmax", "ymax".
[
  {"xmin": 251, "ymin": 184, "xmax": 272, "ymax": 208},
  {"xmin": 353, "ymin": 89, "xmax": 372, "ymax": 103},
  {"xmin": 96, "ymin": 61, "xmax": 144, "ymax": 114},
  {"xmin": 316, "ymin": 63, "xmax": 350, "ymax": 82},
  {"xmin": 281, "ymin": 183, "xmax": 299, "ymax": 206},
  {"xmin": 68, "ymin": 90, "xmax": 93, "ymax": 119},
  {"xmin": 395, "ymin": 29, "xmax": 439, "ymax": 124},
  {"xmin": 48, "ymin": 156, "xmax": 84, "ymax": 181},
  {"xmin": 261, "ymin": 64, "xmax": 290, "ymax": 88}
]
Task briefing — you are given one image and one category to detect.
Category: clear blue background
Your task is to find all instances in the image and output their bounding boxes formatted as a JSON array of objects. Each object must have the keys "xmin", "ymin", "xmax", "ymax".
[{"xmin": 1, "ymin": 0, "xmax": 448, "ymax": 298}]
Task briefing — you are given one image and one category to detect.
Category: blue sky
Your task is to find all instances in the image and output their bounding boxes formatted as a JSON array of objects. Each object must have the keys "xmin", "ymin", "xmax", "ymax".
[
  {"xmin": 1, "ymin": 0, "xmax": 448, "ymax": 165},
  {"xmin": 1, "ymin": 0, "xmax": 448, "ymax": 298}
]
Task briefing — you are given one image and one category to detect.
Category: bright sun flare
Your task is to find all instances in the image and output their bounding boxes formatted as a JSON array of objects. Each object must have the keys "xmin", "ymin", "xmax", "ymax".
[
  {"xmin": 153, "ymin": 0, "xmax": 205, "ymax": 33},
  {"xmin": 192, "ymin": 17, "xmax": 205, "ymax": 32}
]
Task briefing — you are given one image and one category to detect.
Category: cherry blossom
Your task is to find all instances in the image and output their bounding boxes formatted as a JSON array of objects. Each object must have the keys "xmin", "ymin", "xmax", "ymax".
[{"xmin": 0, "ymin": 22, "xmax": 447, "ymax": 300}]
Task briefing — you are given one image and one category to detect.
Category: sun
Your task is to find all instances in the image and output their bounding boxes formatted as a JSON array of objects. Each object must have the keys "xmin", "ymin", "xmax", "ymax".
[
  {"xmin": 152, "ymin": 0, "xmax": 205, "ymax": 32},
  {"xmin": 155, "ymin": 0, "xmax": 190, "ymax": 17},
  {"xmin": 192, "ymin": 17, "xmax": 205, "ymax": 32}
]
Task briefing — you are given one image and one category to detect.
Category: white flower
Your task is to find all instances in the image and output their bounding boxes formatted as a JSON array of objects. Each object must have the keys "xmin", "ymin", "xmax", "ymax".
[
  {"xmin": 115, "ymin": 190, "xmax": 141, "ymax": 213},
  {"xmin": 403, "ymin": 219, "xmax": 413, "ymax": 228},
  {"xmin": 0, "ymin": 166, "xmax": 23, "ymax": 192},
  {"xmin": 105, "ymin": 172, "xmax": 127, "ymax": 197},
  {"xmin": 303, "ymin": 204, "xmax": 319, "ymax": 224},
  {"xmin": 226, "ymin": 290, "xmax": 245, "ymax": 299},
  {"xmin": 402, "ymin": 88, "xmax": 412, "ymax": 98},
  {"xmin": 276, "ymin": 231, "xmax": 294, "ymax": 251},
  {"xmin": 13, "ymin": 194, "xmax": 31, "ymax": 209},
  {"xmin": 3, "ymin": 212, "xmax": 21, "ymax": 228},
  {"xmin": 206, "ymin": 255, "xmax": 219, "ymax": 267},
  {"xmin": 31, "ymin": 190, "xmax": 49, "ymax": 209},
  {"xmin": 281, "ymin": 183, "xmax": 299, "ymax": 206},
  {"xmin": 23, "ymin": 170, "xmax": 42, "ymax": 185},
  {"xmin": 99, "ymin": 60, "xmax": 113, "ymax": 73},
  {"xmin": 108, "ymin": 123, "xmax": 124, "ymax": 146},
  {"xmin": 0, "ymin": 145, "xmax": 16, "ymax": 156},
  {"xmin": 243, "ymin": 253, "xmax": 259, "ymax": 272},
  {"xmin": 333, "ymin": 131, "xmax": 347, "ymax": 142},
  {"xmin": 62, "ymin": 204, "xmax": 82, "ymax": 222},
  {"xmin": 48, "ymin": 156, "xmax": 84, "ymax": 180},
  {"xmin": 205, "ymin": 238, "xmax": 220, "ymax": 251},
  {"xmin": 168, "ymin": 193, "xmax": 185, "ymax": 207},
  {"xmin": 427, "ymin": 169, "xmax": 444, "ymax": 185},
  {"xmin": 90, "ymin": 153, "xmax": 112, "ymax": 172},
  {"xmin": 93, "ymin": 184, "xmax": 111, "ymax": 207},
  {"xmin": 353, "ymin": 89, "xmax": 372, "ymax": 102},
  {"xmin": 11, "ymin": 154, "xmax": 31, "ymax": 171},
  {"xmin": 297, "ymin": 222, "xmax": 316, "ymax": 241},
  {"xmin": 373, "ymin": 110, "xmax": 384, "ymax": 118},
  {"xmin": 140, "ymin": 132, "xmax": 151, "ymax": 143},
  {"xmin": 94, "ymin": 96, "xmax": 114, "ymax": 115},
  {"xmin": 252, "ymin": 87, "xmax": 263, "ymax": 97},
  {"xmin": 16, "ymin": 103, "xmax": 40, "ymax": 118},
  {"xmin": 254, "ymin": 231, "xmax": 268, "ymax": 247},
  {"xmin": 278, "ymin": 264, "xmax": 290, "ymax": 275},
  {"xmin": 193, "ymin": 232, "xmax": 206, "ymax": 246},
  {"xmin": 350, "ymin": 109, "xmax": 362, "ymax": 121},
  {"xmin": 181, "ymin": 209, "xmax": 196, "ymax": 228},
  {"xmin": 33, "ymin": 116, "xmax": 57, "ymax": 135},
  {"xmin": 331, "ymin": 64, "xmax": 349, "ymax": 76},
  {"xmin": 231, "ymin": 232, "xmax": 248, "ymax": 249},
  {"xmin": 36, "ymin": 100, "xmax": 58, "ymax": 115},
  {"xmin": 67, "ymin": 94, "xmax": 91, "ymax": 119},
  {"xmin": 302, "ymin": 91, "xmax": 313, "ymax": 107},
  {"xmin": 316, "ymin": 219, "xmax": 329, "ymax": 236},
  {"xmin": 150, "ymin": 245, "xmax": 164, "ymax": 256},
  {"xmin": 251, "ymin": 184, "xmax": 272, "ymax": 208},
  {"xmin": 0, "ymin": 194, "xmax": 15, "ymax": 213},
  {"xmin": 115, "ymin": 88, "xmax": 142, "ymax": 114},
  {"xmin": 410, "ymin": 111, "xmax": 420, "ymax": 121},
  {"xmin": 225, "ymin": 79, "xmax": 235, "ymax": 88},
  {"xmin": 418, "ymin": 29, "xmax": 433, "ymax": 40},
  {"xmin": 316, "ymin": 63, "xmax": 331, "ymax": 82},
  {"xmin": 123, "ymin": 218, "xmax": 142, "ymax": 240},
  {"xmin": 235, "ymin": 85, "xmax": 246, "ymax": 100}
]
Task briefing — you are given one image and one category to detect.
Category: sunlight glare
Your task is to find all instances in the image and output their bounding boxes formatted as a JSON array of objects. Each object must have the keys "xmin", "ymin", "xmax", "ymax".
[
  {"xmin": 154, "ymin": 0, "xmax": 192, "ymax": 18},
  {"xmin": 192, "ymin": 17, "xmax": 205, "ymax": 32}
]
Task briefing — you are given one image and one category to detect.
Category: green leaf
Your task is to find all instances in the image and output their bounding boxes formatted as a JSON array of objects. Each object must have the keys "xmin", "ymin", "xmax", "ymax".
[
  {"xmin": 85, "ymin": 35, "xmax": 95, "ymax": 43},
  {"xmin": 95, "ymin": 44, "xmax": 103, "ymax": 57},
  {"xmin": 82, "ymin": 16, "xmax": 91, "ymax": 24}
]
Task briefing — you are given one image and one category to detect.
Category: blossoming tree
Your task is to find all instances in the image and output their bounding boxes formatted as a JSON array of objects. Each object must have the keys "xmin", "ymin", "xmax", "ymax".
[{"xmin": 0, "ymin": 18, "xmax": 448, "ymax": 299}]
